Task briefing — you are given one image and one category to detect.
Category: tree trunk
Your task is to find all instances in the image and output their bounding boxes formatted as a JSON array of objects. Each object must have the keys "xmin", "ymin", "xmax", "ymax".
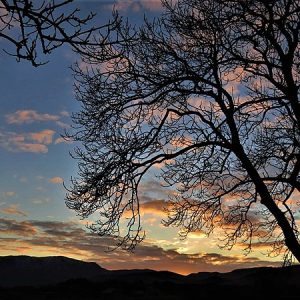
[
  {"xmin": 236, "ymin": 146, "xmax": 300, "ymax": 262},
  {"xmin": 262, "ymin": 195, "xmax": 300, "ymax": 262}
]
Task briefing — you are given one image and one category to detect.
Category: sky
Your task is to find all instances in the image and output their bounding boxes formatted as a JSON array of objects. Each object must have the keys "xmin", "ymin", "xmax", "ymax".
[{"xmin": 0, "ymin": 0, "xmax": 283, "ymax": 275}]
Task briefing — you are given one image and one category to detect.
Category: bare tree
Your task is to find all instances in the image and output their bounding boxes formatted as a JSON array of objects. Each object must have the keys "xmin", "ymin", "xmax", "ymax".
[
  {"xmin": 66, "ymin": 0, "xmax": 300, "ymax": 262},
  {"xmin": 0, "ymin": 0, "xmax": 115, "ymax": 66}
]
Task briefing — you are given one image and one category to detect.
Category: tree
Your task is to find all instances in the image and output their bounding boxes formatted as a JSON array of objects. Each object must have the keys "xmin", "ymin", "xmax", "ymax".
[
  {"xmin": 66, "ymin": 0, "xmax": 300, "ymax": 263},
  {"xmin": 0, "ymin": 0, "xmax": 114, "ymax": 66}
]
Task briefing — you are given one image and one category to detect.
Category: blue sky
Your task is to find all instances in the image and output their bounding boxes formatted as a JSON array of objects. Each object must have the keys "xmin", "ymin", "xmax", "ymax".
[
  {"xmin": 0, "ymin": 0, "xmax": 283, "ymax": 274},
  {"xmin": 0, "ymin": 0, "xmax": 168, "ymax": 220}
]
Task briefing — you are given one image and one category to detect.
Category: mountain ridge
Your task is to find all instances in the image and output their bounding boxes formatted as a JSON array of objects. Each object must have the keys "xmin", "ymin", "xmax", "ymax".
[
  {"xmin": 1, "ymin": 255, "xmax": 299, "ymax": 299},
  {"xmin": 0, "ymin": 255, "xmax": 106, "ymax": 287}
]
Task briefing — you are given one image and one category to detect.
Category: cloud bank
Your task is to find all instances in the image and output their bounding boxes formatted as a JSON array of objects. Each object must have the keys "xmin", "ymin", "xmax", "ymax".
[{"xmin": 0, "ymin": 217, "xmax": 280, "ymax": 274}]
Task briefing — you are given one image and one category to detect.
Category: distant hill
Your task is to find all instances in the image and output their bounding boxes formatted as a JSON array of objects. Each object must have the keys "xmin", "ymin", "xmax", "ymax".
[
  {"xmin": 187, "ymin": 265, "xmax": 300, "ymax": 288},
  {"xmin": 0, "ymin": 255, "xmax": 105, "ymax": 287},
  {"xmin": 0, "ymin": 255, "xmax": 299, "ymax": 299}
]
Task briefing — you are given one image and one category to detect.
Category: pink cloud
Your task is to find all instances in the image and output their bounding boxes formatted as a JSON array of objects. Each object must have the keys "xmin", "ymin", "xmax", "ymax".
[
  {"xmin": 0, "ymin": 4, "xmax": 20, "ymax": 30},
  {"xmin": 141, "ymin": 0, "xmax": 163, "ymax": 11},
  {"xmin": 105, "ymin": 0, "xmax": 163, "ymax": 12},
  {"xmin": 0, "ymin": 129, "xmax": 55, "ymax": 153},
  {"xmin": 15, "ymin": 143, "xmax": 48, "ymax": 153},
  {"xmin": 6, "ymin": 110, "xmax": 60, "ymax": 124}
]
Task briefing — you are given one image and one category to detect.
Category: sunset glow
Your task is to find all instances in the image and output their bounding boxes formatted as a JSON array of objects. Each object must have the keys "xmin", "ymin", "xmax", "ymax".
[{"xmin": 0, "ymin": 0, "xmax": 289, "ymax": 274}]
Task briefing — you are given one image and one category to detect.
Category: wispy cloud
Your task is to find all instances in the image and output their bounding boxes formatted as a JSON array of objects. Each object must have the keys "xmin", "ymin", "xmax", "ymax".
[
  {"xmin": 0, "ymin": 129, "xmax": 55, "ymax": 153},
  {"xmin": 2, "ymin": 191, "xmax": 16, "ymax": 198},
  {"xmin": 0, "ymin": 218, "xmax": 36, "ymax": 236},
  {"xmin": 5, "ymin": 110, "xmax": 70, "ymax": 128},
  {"xmin": 0, "ymin": 204, "xmax": 27, "ymax": 217},
  {"xmin": 31, "ymin": 197, "xmax": 51, "ymax": 205},
  {"xmin": 54, "ymin": 136, "xmax": 73, "ymax": 145},
  {"xmin": 6, "ymin": 110, "xmax": 59, "ymax": 124},
  {"xmin": 1, "ymin": 108, "xmax": 72, "ymax": 153},
  {"xmin": 141, "ymin": 0, "xmax": 163, "ymax": 11},
  {"xmin": 60, "ymin": 111, "xmax": 70, "ymax": 117}
]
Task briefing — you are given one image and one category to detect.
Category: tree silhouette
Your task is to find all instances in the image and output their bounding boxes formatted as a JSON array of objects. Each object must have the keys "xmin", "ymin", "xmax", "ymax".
[
  {"xmin": 66, "ymin": 0, "xmax": 300, "ymax": 262},
  {"xmin": 0, "ymin": 0, "xmax": 113, "ymax": 66}
]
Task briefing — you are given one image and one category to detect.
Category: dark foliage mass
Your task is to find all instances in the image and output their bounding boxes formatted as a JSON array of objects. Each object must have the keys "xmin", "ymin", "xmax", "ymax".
[{"xmin": 66, "ymin": 0, "xmax": 300, "ymax": 263}]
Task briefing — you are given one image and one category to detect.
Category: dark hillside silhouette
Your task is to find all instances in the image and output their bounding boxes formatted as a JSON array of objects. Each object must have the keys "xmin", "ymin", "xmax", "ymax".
[
  {"xmin": 0, "ymin": 256, "xmax": 105, "ymax": 287},
  {"xmin": 0, "ymin": 255, "xmax": 299, "ymax": 299}
]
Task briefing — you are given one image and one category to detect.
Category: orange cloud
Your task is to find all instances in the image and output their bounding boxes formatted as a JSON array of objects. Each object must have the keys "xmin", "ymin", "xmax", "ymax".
[
  {"xmin": 0, "ymin": 204, "xmax": 27, "ymax": 217},
  {"xmin": 170, "ymin": 136, "xmax": 193, "ymax": 148},
  {"xmin": 48, "ymin": 177, "xmax": 63, "ymax": 184},
  {"xmin": 236, "ymin": 241, "xmax": 285, "ymax": 254},
  {"xmin": 140, "ymin": 200, "xmax": 169, "ymax": 216},
  {"xmin": 187, "ymin": 231, "xmax": 206, "ymax": 239},
  {"xmin": 153, "ymin": 159, "xmax": 175, "ymax": 169},
  {"xmin": 29, "ymin": 130, "xmax": 55, "ymax": 144}
]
